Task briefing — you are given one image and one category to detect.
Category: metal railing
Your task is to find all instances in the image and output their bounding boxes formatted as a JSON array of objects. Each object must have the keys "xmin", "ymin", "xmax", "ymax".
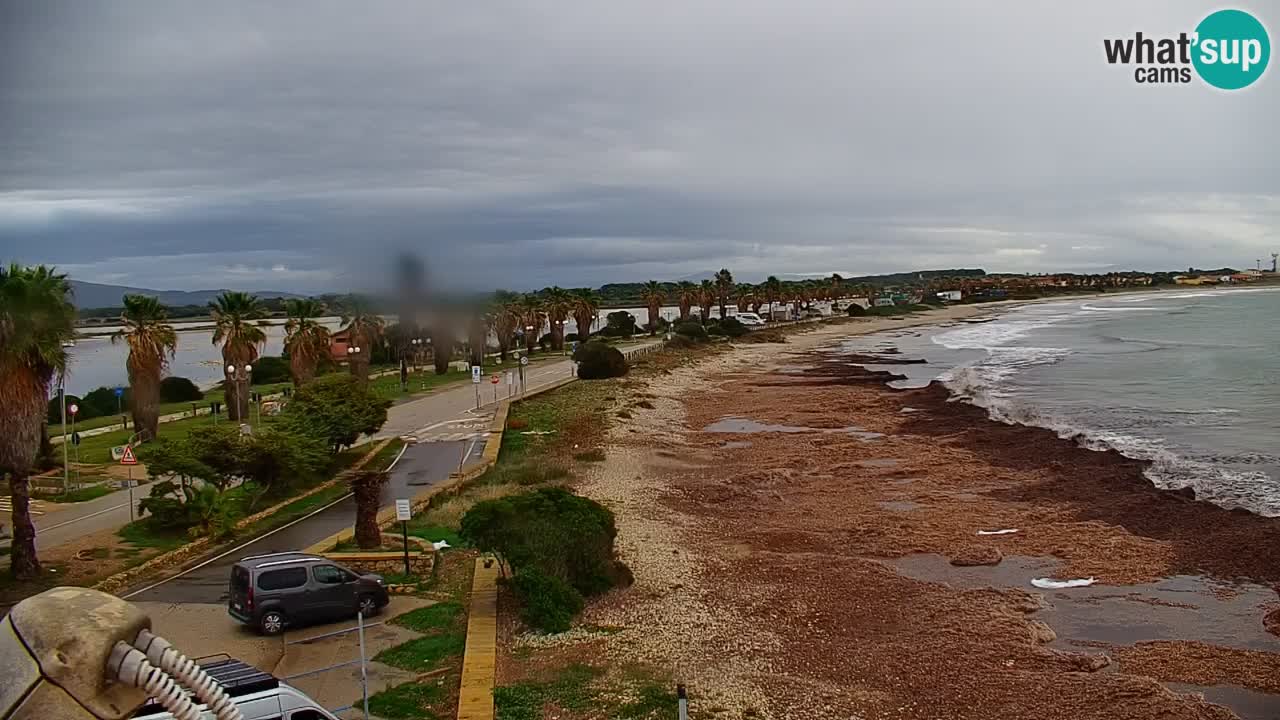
[{"xmin": 283, "ymin": 611, "xmax": 376, "ymax": 718}]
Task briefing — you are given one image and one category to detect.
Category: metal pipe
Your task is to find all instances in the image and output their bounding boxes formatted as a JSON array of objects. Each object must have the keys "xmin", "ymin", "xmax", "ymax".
[{"xmin": 358, "ymin": 611, "xmax": 370, "ymax": 720}]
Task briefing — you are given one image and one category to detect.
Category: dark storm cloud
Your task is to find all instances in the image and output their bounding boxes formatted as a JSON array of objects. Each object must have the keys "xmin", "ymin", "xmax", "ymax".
[{"xmin": 2, "ymin": 1, "xmax": 1278, "ymax": 292}]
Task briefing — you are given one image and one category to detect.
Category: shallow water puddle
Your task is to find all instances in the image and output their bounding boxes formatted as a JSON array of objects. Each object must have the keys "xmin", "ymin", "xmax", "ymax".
[
  {"xmin": 704, "ymin": 416, "xmax": 884, "ymax": 441},
  {"xmin": 886, "ymin": 553, "xmax": 1280, "ymax": 718},
  {"xmin": 721, "ymin": 440, "xmax": 753, "ymax": 449},
  {"xmin": 1166, "ymin": 683, "xmax": 1280, "ymax": 720}
]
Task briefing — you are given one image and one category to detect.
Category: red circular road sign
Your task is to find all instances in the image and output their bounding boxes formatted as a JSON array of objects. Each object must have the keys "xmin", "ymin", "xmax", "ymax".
[
  {"xmin": 490, "ymin": 375, "xmax": 500, "ymax": 384},
  {"xmin": 69, "ymin": 404, "xmax": 79, "ymax": 415}
]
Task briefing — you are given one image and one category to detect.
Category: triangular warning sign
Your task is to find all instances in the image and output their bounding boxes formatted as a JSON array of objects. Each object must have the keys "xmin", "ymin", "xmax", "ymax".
[{"xmin": 120, "ymin": 445, "xmax": 138, "ymax": 465}]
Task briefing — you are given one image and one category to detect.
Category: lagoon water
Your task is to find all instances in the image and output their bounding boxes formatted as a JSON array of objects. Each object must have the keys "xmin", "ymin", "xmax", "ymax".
[
  {"xmin": 841, "ymin": 287, "xmax": 1280, "ymax": 516},
  {"xmin": 61, "ymin": 304, "xmax": 703, "ymax": 395}
]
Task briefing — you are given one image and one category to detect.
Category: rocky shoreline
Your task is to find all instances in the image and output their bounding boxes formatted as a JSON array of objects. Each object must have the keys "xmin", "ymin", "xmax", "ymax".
[{"xmin": 565, "ymin": 320, "xmax": 1280, "ymax": 720}]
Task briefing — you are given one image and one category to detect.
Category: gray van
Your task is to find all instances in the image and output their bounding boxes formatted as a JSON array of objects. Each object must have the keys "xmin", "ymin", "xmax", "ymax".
[{"xmin": 228, "ymin": 552, "xmax": 389, "ymax": 635}]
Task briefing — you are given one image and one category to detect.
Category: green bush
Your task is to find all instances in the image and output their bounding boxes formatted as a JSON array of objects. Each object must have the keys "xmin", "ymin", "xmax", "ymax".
[
  {"xmin": 846, "ymin": 303, "xmax": 866, "ymax": 317},
  {"xmin": 159, "ymin": 376, "xmax": 204, "ymax": 403},
  {"xmin": 673, "ymin": 321, "xmax": 708, "ymax": 342},
  {"xmin": 47, "ymin": 394, "xmax": 83, "ymax": 424},
  {"xmin": 571, "ymin": 341, "xmax": 628, "ymax": 380},
  {"xmin": 250, "ymin": 355, "xmax": 291, "ymax": 384},
  {"xmin": 663, "ymin": 335, "xmax": 697, "ymax": 350},
  {"xmin": 509, "ymin": 568, "xmax": 583, "ymax": 633},
  {"xmin": 281, "ymin": 374, "xmax": 392, "ymax": 453},
  {"xmin": 460, "ymin": 487, "xmax": 630, "ymax": 632},
  {"xmin": 704, "ymin": 320, "xmax": 725, "ymax": 337},
  {"xmin": 596, "ymin": 311, "xmax": 638, "ymax": 338},
  {"xmin": 718, "ymin": 317, "xmax": 748, "ymax": 337}
]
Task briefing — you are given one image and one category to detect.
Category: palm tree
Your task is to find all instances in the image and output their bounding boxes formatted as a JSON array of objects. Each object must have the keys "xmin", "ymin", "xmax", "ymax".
[
  {"xmin": 698, "ymin": 280, "xmax": 715, "ymax": 322},
  {"xmin": 518, "ymin": 293, "xmax": 544, "ymax": 354},
  {"xmin": 283, "ymin": 298, "xmax": 331, "ymax": 386},
  {"xmin": 430, "ymin": 312, "xmax": 454, "ymax": 375},
  {"xmin": 341, "ymin": 298, "xmax": 385, "ymax": 384},
  {"xmin": 210, "ymin": 291, "xmax": 266, "ymax": 421},
  {"xmin": 570, "ymin": 288, "xmax": 601, "ymax": 341},
  {"xmin": 714, "ymin": 269, "xmax": 734, "ymax": 320},
  {"xmin": 830, "ymin": 273, "xmax": 844, "ymax": 301},
  {"xmin": 676, "ymin": 281, "xmax": 697, "ymax": 321},
  {"xmin": 541, "ymin": 286, "xmax": 574, "ymax": 351},
  {"xmin": 1, "ymin": 264, "xmax": 75, "ymax": 579},
  {"xmin": 488, "ymin": 291, "xmax": 521, "ymax": 362},
  {"xmin": 735, "ymin": 283, "xmax": 754, "ymax": 313},
  {"xmin": 111, "ymin": 295, "xmax": 177, "ymax": 440},
  {"xmin": 351, "ymin": 471, "xmax": 389, "ymax": 549},
  {"xmin": 467, "ymin": 310, "xmax": 487, "ymax": 367},
  {"xmin": 764, "ymin": 275, "xmax": 783, "ymax": 319},
  {"xmin": 639, "ymin": 281, "xmax": 666, "ymax": 335}
]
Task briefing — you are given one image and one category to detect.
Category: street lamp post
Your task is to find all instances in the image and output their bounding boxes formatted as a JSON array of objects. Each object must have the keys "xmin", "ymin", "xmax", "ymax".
[
  {"xmin": 555, "ymin": 319, "xmax": 567, "ymax": 355},
  {"xmin": 226, "ymin": 363, "xmax": 252, "ymax": 425},
  {"xmin": 346, "ymin": 345, "xmax": 363, "ymax": 379}
]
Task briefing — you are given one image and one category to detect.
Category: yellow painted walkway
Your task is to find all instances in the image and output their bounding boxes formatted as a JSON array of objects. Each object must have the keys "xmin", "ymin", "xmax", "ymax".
[{"xmin": 457, "ymin": 558, "xmax": 499, "ymax": 720}]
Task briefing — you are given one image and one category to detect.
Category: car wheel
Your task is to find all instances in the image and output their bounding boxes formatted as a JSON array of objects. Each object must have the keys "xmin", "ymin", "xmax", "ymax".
[
  {"xmin": 259, "ymin": 610, "xmax": 285, "ymax": 635},
  {"xmin": 358, "ymin": 594, "xmax": 379, "ymax": 618}
]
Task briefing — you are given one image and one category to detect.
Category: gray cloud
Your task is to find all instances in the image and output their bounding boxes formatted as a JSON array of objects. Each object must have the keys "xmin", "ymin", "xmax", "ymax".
[{"xmin": 2, "ymin": 1, "xmax": 1277, "ymax": 293}]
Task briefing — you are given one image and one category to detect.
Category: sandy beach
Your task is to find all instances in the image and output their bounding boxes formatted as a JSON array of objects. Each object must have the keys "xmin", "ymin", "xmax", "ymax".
[{"xmin": 545, "ymin": 311, "xmax": 1280, "ymax": 720}]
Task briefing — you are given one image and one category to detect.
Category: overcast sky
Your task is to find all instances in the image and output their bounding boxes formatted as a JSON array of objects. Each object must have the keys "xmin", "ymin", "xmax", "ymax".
[{"xmin": 2, "ymin": 1, "xmax": 1276, "ymax": 294}]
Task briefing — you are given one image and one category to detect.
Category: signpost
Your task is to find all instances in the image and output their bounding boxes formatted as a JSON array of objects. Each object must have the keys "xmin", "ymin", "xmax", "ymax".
[
  {"xmin": 490, "ymin": 373, "xmax": 500, "ymax": 403},
  {"xmin": 506, "ymin": 370, "xmax": 514, "ymax": 398},
  {"xmin": 395, "ymin": 499, "xmax": 412, "ymax": 576},
  {"xmin": 471, "ymin": 365, "xmax": 481, "ymax": 409},
  {"xmin": 519, "ymin": 355, "xmax": 528, "ymax": 395},
  {"xmin": 68, "ymin": 404, "xmax": 80, "ymax": 469},
  {"xmin": 120, "ymin": 445, "xmax": 138, "ymax": 520}
]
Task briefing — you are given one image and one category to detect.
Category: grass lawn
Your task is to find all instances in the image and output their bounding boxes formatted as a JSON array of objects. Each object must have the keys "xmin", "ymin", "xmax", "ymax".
[
  {"xmin": 38, "ymin": 485, "xmax": 115, "ymax": 503},
  {"xmin": 366, "ymin": 681, "xmax": 447, "ymax": 720},
  {"xmin": 390, "ymin": 602, "xmax": 463, "ymax": 632},
  {"xmin": 69, "ymin": 412, "xmax": 281, "ymax": 465},
  {"xmin": 66, "ymin": 382, "xmax": 294, "ymax": 432},
  {"xmin": 374, "ymin": 626, "xmax": 466, "ymax": 672}
]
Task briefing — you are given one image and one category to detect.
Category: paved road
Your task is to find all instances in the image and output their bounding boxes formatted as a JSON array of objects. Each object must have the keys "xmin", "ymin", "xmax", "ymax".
[{"xmin": 123, "ymin": 441, "xmax": 463, "ymax": 604}]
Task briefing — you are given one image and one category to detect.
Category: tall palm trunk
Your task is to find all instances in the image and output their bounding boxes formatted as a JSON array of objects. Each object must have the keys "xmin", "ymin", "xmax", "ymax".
[
  {"xmin": 468, "ymin": 317, "xmax": 486, "ymax": 367},
  {"xmin": 222, "ymin": 346, "xmax": 252, "ymax": 421},
  {"xmin": 1, "ymin": 365, "xmax": 46, "ymax": 578},
  {"xmin": 289, "ymin": 354, "xmax": 317, "ymax": 386},
  {"xmin": 348, "ymin": 330, "xmax": 371, "ymax": 384},
  {"xmin": 351, "ymin": 471, "xmax": 388, "ymax": 549},
  {"xmin": 573, "ymin": 309, "xmax": 594, "ymax": 340},
  {"xmin": 130, "ymin": 363, "xmax": 162, "ymax": 439},
  {"xmin": 432, "ymin": 326, "xmax": 453, "ymax": 374},
  {"xmin": 647, "ymin": 302, "xmax": 660, "ymax": 335}
]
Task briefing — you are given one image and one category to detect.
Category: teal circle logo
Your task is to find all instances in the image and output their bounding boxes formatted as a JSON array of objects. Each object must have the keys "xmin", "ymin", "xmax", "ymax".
[{"xmin": 1192, "ymin": 9, "xmax": 1270, "ymax": 89}]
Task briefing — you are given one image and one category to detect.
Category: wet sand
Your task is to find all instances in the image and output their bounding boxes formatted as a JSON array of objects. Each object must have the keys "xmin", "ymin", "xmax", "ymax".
[{"xmin": 572, "ymin": 320, "xmax": 1280, "ymax": 720}]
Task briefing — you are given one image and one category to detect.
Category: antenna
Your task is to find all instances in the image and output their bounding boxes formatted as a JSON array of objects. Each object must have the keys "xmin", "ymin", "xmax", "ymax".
[{"xmin": 1272, "ymin": 253, "xmax": 1278, "ymax": 273}]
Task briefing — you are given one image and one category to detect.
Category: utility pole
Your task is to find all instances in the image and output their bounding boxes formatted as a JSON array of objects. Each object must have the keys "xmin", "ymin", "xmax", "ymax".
[{"xmin": 59, "ymin": 381, "xmax": 69, "ymax": 493}]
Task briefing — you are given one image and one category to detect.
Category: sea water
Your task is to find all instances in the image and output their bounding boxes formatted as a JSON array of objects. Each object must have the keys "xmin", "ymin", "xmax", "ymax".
[{"xmin": 840, "ymin": 287, "xmax": 1280, "ymax": 516}]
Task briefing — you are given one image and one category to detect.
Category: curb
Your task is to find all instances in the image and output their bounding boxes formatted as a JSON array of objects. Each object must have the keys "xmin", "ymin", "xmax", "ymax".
[
  {"xmin": 303, "ymin": 374, "xmax": 582, "ymax": 554},
  {"xmin": 457, "ymin": 558, "xmax": 499, "ymax": 720},
  {"xmin": 93, "ymin": 438, "xmax": 390, "ymax": 595}
]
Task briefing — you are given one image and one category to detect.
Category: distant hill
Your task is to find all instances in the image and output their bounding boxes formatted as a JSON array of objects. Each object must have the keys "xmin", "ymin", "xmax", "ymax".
[{"xmin": 69, "ymin": 280, "xmax": 301, "ymax": 309}]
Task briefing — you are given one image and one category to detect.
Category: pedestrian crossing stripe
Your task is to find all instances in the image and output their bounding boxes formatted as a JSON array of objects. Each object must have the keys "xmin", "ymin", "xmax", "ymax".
[
  {"xmin": 414, "ymin": 431, "xmax": 490, "ymax": 442},
  {"xmin": 0, "ymin": 498, "xmax": 46, "ymax": 516}
]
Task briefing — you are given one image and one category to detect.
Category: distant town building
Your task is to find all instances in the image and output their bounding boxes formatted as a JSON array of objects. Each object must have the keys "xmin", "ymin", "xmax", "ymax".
[
  {"xmin": 873, "ymin": 297, "xmax": 895, "ymax": 308},
  {"xmin": 935, "ymin": 290, "xmax": 963, "ymax": 302}
]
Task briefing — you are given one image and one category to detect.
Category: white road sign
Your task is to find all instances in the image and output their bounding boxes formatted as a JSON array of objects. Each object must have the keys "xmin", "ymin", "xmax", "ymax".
[
  {"xmin": 395, "ymin": 498, "xmax": 412, "ymax": 522},
  {"xmin": 471, "ymin": 365, "xmax": 482, "ymax": 383},
  {"xmin": 520, "ymin": 356, "xmax": 529, "ymax": 366}
]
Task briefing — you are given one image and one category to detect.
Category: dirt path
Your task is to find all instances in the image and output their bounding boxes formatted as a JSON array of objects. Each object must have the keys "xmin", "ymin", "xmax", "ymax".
[{"xmin": 565, "ymin": 321, "xmax": 1280, "ymax": 720}]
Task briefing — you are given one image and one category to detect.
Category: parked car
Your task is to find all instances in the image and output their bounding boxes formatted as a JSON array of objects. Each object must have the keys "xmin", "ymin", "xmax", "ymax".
[
  {"xmin": 135, "ymin": 656, "xmax": 338, "ymax": 720},
  {"xmin": 733, "ymin": 312, "xmax": 766, "ymax": 327},
  {"xmin": 228, "ymin": 552, "xmax": 389, "ymax": 635}
]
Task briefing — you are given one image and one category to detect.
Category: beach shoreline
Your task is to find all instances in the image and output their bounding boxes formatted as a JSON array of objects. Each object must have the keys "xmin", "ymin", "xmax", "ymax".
[{"xmin": 556, "ymin": 316, "xmax": 1280, "ymax": 719}]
